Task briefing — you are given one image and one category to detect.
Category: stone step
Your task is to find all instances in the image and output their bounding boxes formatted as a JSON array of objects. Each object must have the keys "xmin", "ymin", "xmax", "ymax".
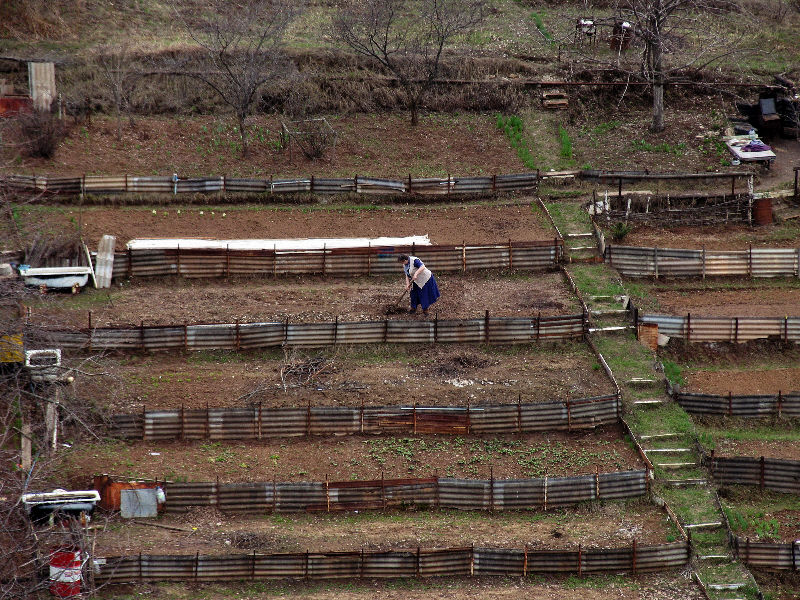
[
  {"xmin": 698, "ymin": 554, "xmax": 730, "ymax": 561},
  {"xmin": 684, "ymin": 521, "xmax": 722, "ymax": 530},
  {"xmin": 707, "ymin": 583, "xmax": 746, "ymax": 591},
  {"xmin": 655, "ymin": 462, "xmax": 699, "ymax": 468},
  {"xmin": 590, "ymin": 309, "xmax": 629, "ymax": 316},
  {"xmin": 589, "ymin": 325, "xmax": 635, "ymax": 333},
  {"xmin": 632, "ymin": 398, "xmax": 665, "ymax": 406},
  {"xmin": 566, "ymin": 232, "xmax": 594, "ymax": 239},
  {"xmin": 639, "ymin": 433, "xmax": 681, "ymax": 440},
  {"xmin": 569, "ymin": 245, "xmax": 599, "ymax": 251},
  {"xmin": 626, "ymin": 378, "xmax": 657, "ymax": 385},
  {"xmin": 663, "ymin": 478, "xmax": 708, "ymax": 486},
  {"xmin": 643, "ymin": 448, "xmax": 692, "ymax": 453}
]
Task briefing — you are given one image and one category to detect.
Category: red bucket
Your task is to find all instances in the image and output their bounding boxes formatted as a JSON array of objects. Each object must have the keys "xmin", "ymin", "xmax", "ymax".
[{"xmin": 49, "ymin": 549, "xmax": 81, "ymax": 597}]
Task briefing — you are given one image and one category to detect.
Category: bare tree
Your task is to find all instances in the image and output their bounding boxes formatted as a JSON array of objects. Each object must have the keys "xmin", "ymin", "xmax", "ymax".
[
  {"xmin": 617, "ymin": 0, "xmax": 747, "ymax": 131},
  {"xmin": 94, "ymin": 43, "xmax": 140, "ymax": 141},
  {"xmin": 173, "ymin": 0, "xmax": 300, "ymax": 156},
  {"xmin": 333, "ymin": 0, "xmax": 486, "ymax": 126}
]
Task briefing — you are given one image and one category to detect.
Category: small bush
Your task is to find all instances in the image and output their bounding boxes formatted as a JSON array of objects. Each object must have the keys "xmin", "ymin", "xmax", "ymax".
[
  {"xmin": 609, "ymin": 222, "xmax": 632, "ymax": 242},
  {"xmin": 16, "ymin": 110, "xmax": 66, "ymax": 158}
]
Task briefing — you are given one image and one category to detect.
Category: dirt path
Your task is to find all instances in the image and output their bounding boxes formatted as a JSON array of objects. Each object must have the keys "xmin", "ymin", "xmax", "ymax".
[
  {"xmin": 92, "ymin": 501, "xmax": 667, "ymax": 556},
  {"xmin": 28, "ymin": 272, "xmax": 578, "ymax": 327},
  {"xmin": 75, "ymin": 343, "xmax": 613, "ymax": 412},
  {"xmin": 65, "ymin": 427, "xmax": 638, "ymax": 484}
]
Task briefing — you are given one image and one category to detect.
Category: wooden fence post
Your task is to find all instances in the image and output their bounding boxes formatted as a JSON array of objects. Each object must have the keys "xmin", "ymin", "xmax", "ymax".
[
  {"xmin": 484, "ymin": 310, "xmax": 490, "ymax": 344},
  {"xmin": 687, "ymin": 312, "xmax": 691, "ymax": 344},
  {"xmin": 462, "ymin": 241, "xmax": 466, "ymax": 273},
  {"xmin": 523, "ymin": 544, "xmax": 528, "ymax": 576},
  {"xmin": 728, "ymin": 391, "xmax": 733, "ymax": 417},
  {"xmin": 760, "ymin": 455, "xmax": 765, "ymax": 489},
  {"xmin": 325, "ymin": 474, "xmax": 330, "ymax": 512},
  {"xmin": 489, "ymin": 466, "xmax": 494, "ymax": 512},
  {"xmin": 140, "ymin": 320, "xmax": 145, "ymax": 351},
  {"xmin": 183, "ymin": 322, "xmax": 188, "ymax": 352},
  {"xmin": 632, "ymin": 538, "xmax": 637, "ymax": 574},
  {"xmin": 508, "ymin": 239, "xmax": 513, "ymax": 270},
  {"xmin": 367, "ymin": 242, "xmax": 371, "ymax": 276},
  {"xmin": 127, "ymin": 246, "xmax": 132, "ymax": 278},
  {"xmin": 176, "ymin": 243, "xmax": 181, "ymax": 276},
  {"xmin": 777, "ymin": 391, "xmax": 782, "ymax": 419},
  {"xmin": 416, "ymin": 546, "xmax": 421, "ymax": 578},
  {"xmin": 180, "ymin": 404, "xmax": 185, "ymax": 441},
  {"xmin": 141, "ymin": 404, "xmax": 146, "ymax": 441},
  {"xmin": 654, "ymin": 246, "xmax": 659, "ymax": 279},
  {"xmin": 235, "ymin": 319, "xmax": 240, "ymax": 351},
  {"xmin": 702, "ymin": 245, "xmax": 706, "ymax": 280},
  {"xmin": 578, "ymin": 543, "xmax": 582, "ymax": 576},
  {"xmin": 517, "ymin": 394, "xmax": 522, "ymax": 434},
  {"xmin": 748, "ymin": 243, "xmax": 753, "ymax": 277},
  {"xmin": 306, "ymin": 398, "xmax": 311, "ymax": 437},
  {"xmin": 225, "ymin": 244, "xmax": 230, "ymax": 278}
]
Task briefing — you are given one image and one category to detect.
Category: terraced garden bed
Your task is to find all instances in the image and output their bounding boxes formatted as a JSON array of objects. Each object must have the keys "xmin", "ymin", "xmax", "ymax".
[
  {"xmin": 63, "ymin": 427, "xmax": 640, "ymax": 484},
  {"xmin": 91, "ymin": 500, "xmax": 672, "ymax": 556},
  {"xmin": 73, "ymin": 343, "xmax": 612, "ymax": 412}
]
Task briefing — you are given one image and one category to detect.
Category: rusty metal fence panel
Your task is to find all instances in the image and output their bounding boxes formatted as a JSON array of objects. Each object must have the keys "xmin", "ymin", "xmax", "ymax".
[
  {"xmin": 42, "ymin": 313, "xmax": 586, "ymax": 352},
  {"xmin": 677, "ymin": 392, "xmax": 800, "ymax": 418},
  {"xmin": 608, "ymin": 245, "xmax": 800, "ymax": 278},
  {"xmin": 110, "ymin": 241, "xmax": 563, "ymax": 280},
  {"xmin": 641, "ymin": 314, "xmax": 800, "ymax": 344},
  {"xmin": 95, "ymin": 541, "xmax": 688, "ymax": 583},
  {"xmin": 1, "ymin": 172, "xmax": 540, "ymax": 199},
  {"xmin": 159, "ymin": 470, "xmax": 646, "ymax": 513},
  {"xmin": 734, "ymin": 537, "xmax": 799, "ymax": 570},
  {"xmin": 711, "ymin": 456, "xmax": 800, "ymax": 494},
  {"xmin": 109, "ymin": 394, "xmax": 620, "ymax": 440}
]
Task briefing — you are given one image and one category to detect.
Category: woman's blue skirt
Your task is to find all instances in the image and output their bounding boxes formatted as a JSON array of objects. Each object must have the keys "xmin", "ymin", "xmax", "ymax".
[{"xmin": 410, "ymin": 276, "xmax": 440, "ymax": 310}]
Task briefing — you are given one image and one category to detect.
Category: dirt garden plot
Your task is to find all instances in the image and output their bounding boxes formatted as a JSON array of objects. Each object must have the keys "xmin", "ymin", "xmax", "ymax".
[
  {"xmin": 7, "ymin": 202, "xmax": 554, "ymax": 252},
  {"xmin": 700, "ymin": 435, "xmax": 800, "ymax": 462},
  {"xmin": 686, "ymin": 366, "xmax": 800, "ymax": 396},
  {"xmin": 26, "ymin": 272, "xmax": 578, "ymax": 328},
  {"xmin": 62, "ymin": 427, "xmax": 639, "ymax": 484},
  {"xmin": 720, "ymin": 488, "xmax": 800, "ymax": 544},
  {"xmin": 74, "ymin": 343, "xmax": 613, "ymax": 412},
  {"xmin": 91, "ymin": 500, "xmax": 671, "ymax": 556},
  {"xmin": 99, "ymin": 575, "xmax": 706, "ymax": 600},
  {"xmin": 639, "ymin": 282, "xmax": 800, "ymax": 317},
  {"xmin": 604, "ymin": 222, "xmax": 800, "ymax": 251}
]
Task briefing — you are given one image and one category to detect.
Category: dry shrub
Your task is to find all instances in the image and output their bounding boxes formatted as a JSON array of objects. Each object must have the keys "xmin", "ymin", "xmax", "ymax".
[{"xmin": 16, "ymin": 110, "xmax": 67, "ymax": 159}]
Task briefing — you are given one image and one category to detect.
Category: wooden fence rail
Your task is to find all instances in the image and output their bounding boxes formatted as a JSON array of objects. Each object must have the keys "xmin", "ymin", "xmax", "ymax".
[
  {"xmin": 94, "ymin": 541, "xmax": 689, "ymax": 583},
  {"xmin": 37, "ymin": 313, "xmax": 588, "ymax": 352},
  {"xmin": 109, "ymin": 394, "xmax": 620, "ymax": 441}
]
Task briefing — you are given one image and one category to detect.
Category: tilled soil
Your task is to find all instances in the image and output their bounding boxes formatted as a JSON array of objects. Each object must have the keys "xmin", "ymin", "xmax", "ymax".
[
  {"xmin": 92, "ymin": 500, "xmax": 669, "ymax": 556},
  {"xmin": 606, "ymin": 222, "xmax": 800, "ymax": 251},
  {"xmin": 720, "ymin": 488, "xmax": 800, "ymax": 543},
  {"xmin": 707, "ymin": 438, "xmax": 800, "ymax": 462},
  {"xmin": 65, "ymin": 428, "xmax": 639, "ymax": 484},
  {"xmin": 28, "ymin": 272, "xmax": 578, "ymax": 327},
  {"xmin": 74, "ymin": 343, "xmax": 613, "ymax": 412},
  {"xmin": 649, "ymin": 286, "xmax": 800, "ymax": 317},
  {"xmin": 687, "ymin": 367, "xmax": 800, "ymax": 395},
  {"xmin": 103, "ymin": 575, "xmax": 706, "ymax": 600},
  {"xmin": 17, "ymin": 202, "xmax": 555, "ymax": 250}
]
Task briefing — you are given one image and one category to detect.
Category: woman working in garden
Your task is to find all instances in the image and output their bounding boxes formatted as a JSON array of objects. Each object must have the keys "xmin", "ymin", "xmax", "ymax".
[{"xmin": 397, "ymin": 254, "xmax": 440, "ymax": 315}]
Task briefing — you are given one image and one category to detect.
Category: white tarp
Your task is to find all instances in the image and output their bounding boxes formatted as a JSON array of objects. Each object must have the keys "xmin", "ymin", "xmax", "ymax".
[{"xmin": 126, "ymin": 236, "xmax": 431, "ymax": 251}]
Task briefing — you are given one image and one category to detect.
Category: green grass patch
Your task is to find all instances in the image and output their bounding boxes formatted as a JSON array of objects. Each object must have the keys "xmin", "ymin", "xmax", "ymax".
[
  {"xmin": 557, "ymin": 124, "xmax": 573, "ymax": 159},
  {"xmin": 630, "ymin": 139, "xmax": 687, "ymax": 156},
  {"xmin": 627, "ymin": 402, "xmax": 695, "ymax": 436},
  {"xmin": 662, "ymin": 359, "xmax": 686, "ymax": 387},
  {"xmin": 495, "ymin": 114, "xmax": 536, "ymax": 169},
  {"xmin": 530, "ymin": 12, "xmax": 554, "ymax": 43}
]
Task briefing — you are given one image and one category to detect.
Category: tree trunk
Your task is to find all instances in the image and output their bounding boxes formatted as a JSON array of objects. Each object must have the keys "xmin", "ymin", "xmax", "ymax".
[
  {"xmin": 651, "ymin": 78, "xmax": 664, "ymax": 132},
  {"xmin": 238, "ymin": 113, "xmax": 249, "ymax": 157}
]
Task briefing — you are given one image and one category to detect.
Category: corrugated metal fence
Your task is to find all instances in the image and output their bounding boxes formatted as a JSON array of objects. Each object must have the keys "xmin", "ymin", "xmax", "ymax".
[
  {"xmin": 112, "ymin": 240, "xmax": 563, "ymax": 279},
  {"xmin": 40, "ymin": 313, "xmax": 588, "ymax": 352},
  {"xmin": 608, "ymin": 245, "xmax": 800, "ymax": 278},
  {"xmin": 95, "ymin": 540, "xmax": 689, "ymax": 583},
  {"xmin": 110, "ymin": 394, "xmax": 620, "ymax": 441},
  {"xmin": 734, "ymin": 537, "xmax": 800, "ymax": 571},
  {"xmin": 640, "ymin": 314, "xmax": 800, "ymax": 344},
  {"xmin": 709, "ymin": 456, "xmax": 800, "ymax": 494},
  {"xmin": 162, "ymin": 469, "xmax": 647, "ymax": 513},
  {"xmin": 676, "ymin": 392, "xmax": 800, "ymax": 418},
  {"xmin": 1, "ymin": 172, "xmax": 539, "ymax": 198}
]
